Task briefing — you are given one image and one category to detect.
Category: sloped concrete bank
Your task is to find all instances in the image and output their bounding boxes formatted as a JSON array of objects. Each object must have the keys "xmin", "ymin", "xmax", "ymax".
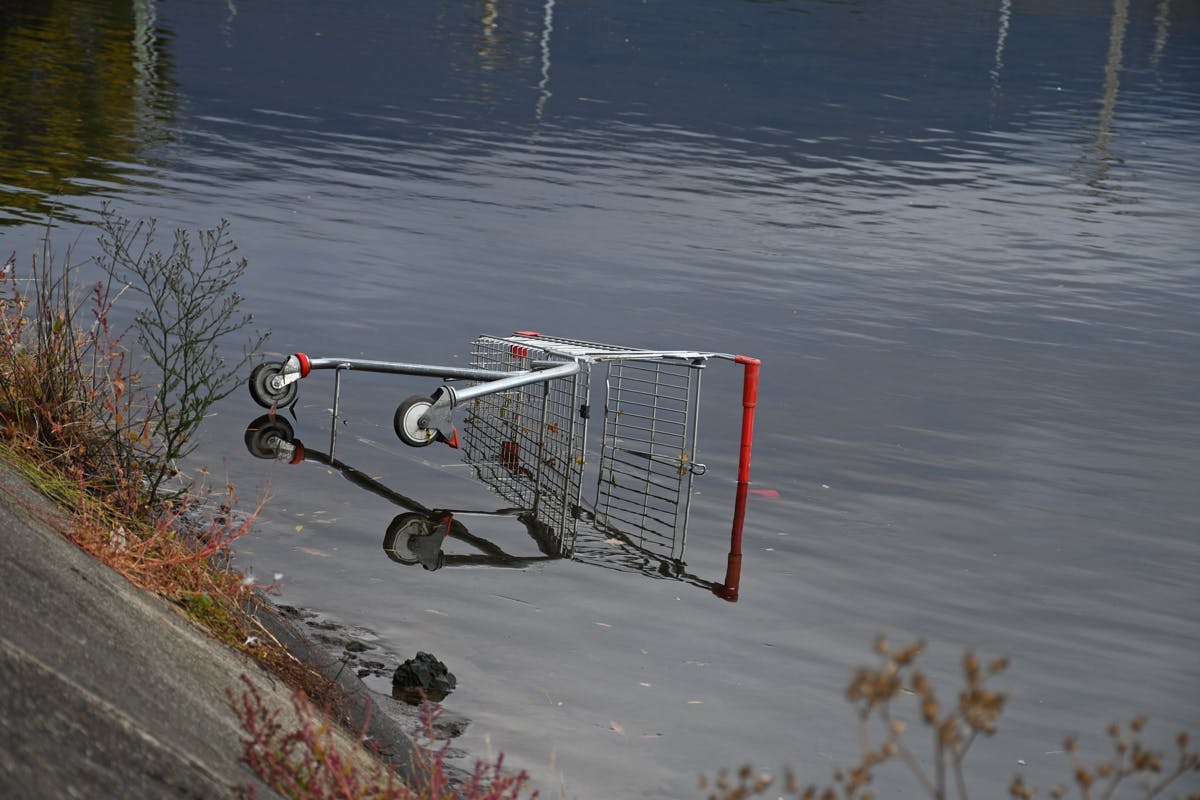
[{"xmin": 0, "ymin": 460, "xmax": 421, "ymax": 799}]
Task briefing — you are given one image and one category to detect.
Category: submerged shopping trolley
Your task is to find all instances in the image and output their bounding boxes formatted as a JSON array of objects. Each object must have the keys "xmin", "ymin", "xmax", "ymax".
[{"xmin": 247, "ymin": 332, "xmax": 760, "ymax": 600}]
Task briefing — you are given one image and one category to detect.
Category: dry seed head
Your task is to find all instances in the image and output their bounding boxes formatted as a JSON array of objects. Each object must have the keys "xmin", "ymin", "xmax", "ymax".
[
  {"xmin": 889, "ymin": 719, "xmax": 906, "ymax": 736},
  {"xmin": 964, "ymin": 650, "xmax": 980, "ymax": 680},
  {"xmin": 879, "ymin": 671, "xmax": 901, "ymax": 701},
  {"xmin": 846, "ymin": 667, "xmax": 870, "ymax": 702},
  {"xmin": 784, "ymin": 768, "xmax": 799, "ymax": 794},
  {"xmin": 874, "ymin": 635, "xmax": 889, "ymax": 656},
  {"xmin": 1107, "ymin": 722, "xmax": 1121, "ymax": 738},
  {"xmin": 938, "ymin": 717, "xmax": 961, "ymax": 747},
  {"xmin": 739, "ymin": 765, "xmax": 753, "ymax": 781},
  {"xmin": 1131, "ymin": 715, "xmax": 1146, "ymax": 733},
  {"xmin": 893, "ymin": 639, "xmax": 925, "ymax": 666},
  {"xmin": 1177, "ymin": 731, "xmax": 1190, "ymax": 750},
  {"xmin": 1009, "ymin": 774, "xmax": 1034, "ymax": 800},
  {"xmin": 1050, "ymin": 786, "xmax": 1066, "ymax": 799}
]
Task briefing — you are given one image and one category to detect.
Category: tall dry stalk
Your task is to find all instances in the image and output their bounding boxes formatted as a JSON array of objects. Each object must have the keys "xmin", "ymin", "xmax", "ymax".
[{"xmin": 699, "ymin": 636, "xmax": 1199, "ymax": 800}]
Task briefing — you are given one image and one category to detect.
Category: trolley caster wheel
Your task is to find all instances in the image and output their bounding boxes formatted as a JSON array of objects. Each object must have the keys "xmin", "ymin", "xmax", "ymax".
[
  {"xmin": 249, "ymin": 362, "xmax": 299, "ymax": 409},
  {"xmin": 243, "ymin": 415, "xmax": 296, "ymax": 459},
  {"xmin": 383, "ymin": 512, "xmax": 448, "ymax": 570},
  {"xmin": 382, "ymin": 513, "xmax": 428, "ymax": 564},
  {"xmin": 394, "ymin": 395, "xmax": 438, "ymax": 447}
]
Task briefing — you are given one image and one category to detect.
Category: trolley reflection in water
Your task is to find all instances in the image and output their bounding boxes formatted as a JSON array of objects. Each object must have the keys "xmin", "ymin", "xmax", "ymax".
[{"xmin": 243, "ymin": 413, "xmax": 722, "ymax": 595}]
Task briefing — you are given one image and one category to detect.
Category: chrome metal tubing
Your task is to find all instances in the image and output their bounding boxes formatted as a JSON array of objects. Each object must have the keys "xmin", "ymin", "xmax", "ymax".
[
  {"xmin": 441, "ymin": 360, "xmax": 582, "ymax": 406},
  {"xmin": 304, "ymin": 357, "xmax": 520, "ymax": 383}
]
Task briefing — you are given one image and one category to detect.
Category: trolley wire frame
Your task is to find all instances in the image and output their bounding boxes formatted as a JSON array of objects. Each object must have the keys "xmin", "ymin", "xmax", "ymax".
[{"xmin": 247, "ymin": 331, "xmax": 760, "ymax": 600}]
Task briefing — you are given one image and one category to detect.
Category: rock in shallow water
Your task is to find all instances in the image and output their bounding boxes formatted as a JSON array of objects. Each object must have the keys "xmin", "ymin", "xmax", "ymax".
[{"xmin": 392, "ymin": 651, "xmax": 456, "ymax": 705}]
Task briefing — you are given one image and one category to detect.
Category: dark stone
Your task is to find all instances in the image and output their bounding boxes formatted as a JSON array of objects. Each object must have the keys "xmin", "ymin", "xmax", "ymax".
[
  {"xmin": 314, "ymin": 633, "xmax": 351, "ymax": 648},
  {"xmin": 307, "ymin": 619, "xmax": 340, "ymax": 631},
  {"xmin": 391, "ymin": 651, "xmax": 456, "ymax": 705}
]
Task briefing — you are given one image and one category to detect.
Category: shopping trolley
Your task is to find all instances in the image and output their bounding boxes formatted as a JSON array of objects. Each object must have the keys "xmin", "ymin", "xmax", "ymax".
[{"xmin": 247, "ymin": 332, "xmax": 760, "ymax": 600}]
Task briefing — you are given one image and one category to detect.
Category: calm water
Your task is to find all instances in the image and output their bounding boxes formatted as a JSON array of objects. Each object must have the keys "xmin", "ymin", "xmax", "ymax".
[{"xmin": 3, "ymin": 0, "xmax": 1199, "ymax": 797}]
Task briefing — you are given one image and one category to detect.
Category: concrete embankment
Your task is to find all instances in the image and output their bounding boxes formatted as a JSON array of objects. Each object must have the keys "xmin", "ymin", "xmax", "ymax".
[{"xmin": 0, "ymin": 460, "xmax": 415, "ymax": 799}]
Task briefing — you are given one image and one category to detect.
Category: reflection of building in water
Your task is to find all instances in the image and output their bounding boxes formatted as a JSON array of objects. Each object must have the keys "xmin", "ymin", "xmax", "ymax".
[
  {"xmin": 442, "ymin": 0, "xmax": 555, "ymax": 120},
  {"xmin": 991, "ymin": 0, "xmax": 1168, "ymax": 202},
  {"xmin": 535, "ymin": 0, "xmax": 556, "ymax": 123},
  {"xmin": 222, "ymin": 0, "xmax": 239, "ymax": 49},
  {"xmin": 442, "ymin": 0, "xmax": 523, "ymax": 105},
  {"xmin": 989, "ymin": 0, "xmax": 1012, "ymax": 98},
  {"xmin": 1150, "ymin": 0, "xmax": 1172, "ymax": 72},
  {"xmin": 0, "ymin": 0, "xmax": 174, "ymax": 223},
  {"xmin": 1088, "ymin": 0, "xmax": 1130, "ymax": 191}
]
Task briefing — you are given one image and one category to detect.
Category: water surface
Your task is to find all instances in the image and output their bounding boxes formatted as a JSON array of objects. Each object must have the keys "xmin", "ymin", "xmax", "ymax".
[{"xmin": 2, "ymin": 1, "xmax": 1198, "ymax": 797}]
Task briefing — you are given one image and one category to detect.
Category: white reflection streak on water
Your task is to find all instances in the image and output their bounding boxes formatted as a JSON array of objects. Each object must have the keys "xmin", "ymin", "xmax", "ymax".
[
  {"xmin": 223, "ymin": 0, "xmax": 238, "ymax": 48},
  {"xmin": 131, "ymin": 0, "xmax": 159, "ymax": 123},
  {"xmin": 535, "ymin": 0, "xmax": 555, "ymax": 123},
  {"xmin": 1151, "ymin": 0, "xmax": 1172, "ymax": 72},
  {"xmin": 1093, "ymin": 0, "xmax": 1130, "ymax": 183},
  {"xmin": 990, "ymin": 0, "xmax": 1012, "ymax": 96}
]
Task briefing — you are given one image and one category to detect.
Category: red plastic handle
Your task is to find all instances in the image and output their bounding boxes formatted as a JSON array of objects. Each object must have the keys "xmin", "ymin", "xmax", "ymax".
[{"xmin": 718, "ymin": 356, "xmax": 760, "ymax": 602}]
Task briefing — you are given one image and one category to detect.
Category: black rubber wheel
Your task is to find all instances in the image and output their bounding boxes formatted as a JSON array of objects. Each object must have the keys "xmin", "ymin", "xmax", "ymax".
[
  {"xmin": 394, "ymin": 394, "xmax": 437, "ymax": 447},
  {"xmin": 249, "ymin": 362, "xmax": 299, "ymax": 409},
  {"xmin": 243, "ymin": 415, "xmax": 296, "ymax": 459},
  {"xmin": 382, "ymin": 513, "xmax": 430, "ymax": 564}
]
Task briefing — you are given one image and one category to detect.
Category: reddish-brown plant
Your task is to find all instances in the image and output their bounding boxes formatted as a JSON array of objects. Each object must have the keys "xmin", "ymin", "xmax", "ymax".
[{"xmin": 230, "ymin": 677, "xmax": 538, "ymax": 800}]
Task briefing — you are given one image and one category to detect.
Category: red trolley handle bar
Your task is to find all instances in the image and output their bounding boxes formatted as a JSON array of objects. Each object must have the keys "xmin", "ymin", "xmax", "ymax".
[{"xmin": 715, "ymin": 354, "xmax": 760, "ymax": 602}]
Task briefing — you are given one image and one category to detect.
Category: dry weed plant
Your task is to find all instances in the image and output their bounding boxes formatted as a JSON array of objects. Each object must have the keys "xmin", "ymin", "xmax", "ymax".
[
  {"xmin": 1, "ymin": 218, "xmax": 341, "ymax": 701},
  {"xmin": 2, "ymin": 209, "xmax": 263, "ymax": 507},
  {"xmin": 0, "ymin": 239, "xmax": 135, "ymax": 486},
  {"xmin": 94, "ymin": 205, "xmax": 267, "ymax": 503},
  {"xmin": 230, "ymin": 677, "xmax": 537, "ymax": 800},
  {"xmin": 698, "ymin": 636, "xmax": 1198, "ymax": 800}
]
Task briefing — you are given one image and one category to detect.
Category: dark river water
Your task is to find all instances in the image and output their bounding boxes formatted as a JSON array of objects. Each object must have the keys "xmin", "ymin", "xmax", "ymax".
[{"xmin": 3, "ymin": 1, "xmax": 1199, "ymax": 797}]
